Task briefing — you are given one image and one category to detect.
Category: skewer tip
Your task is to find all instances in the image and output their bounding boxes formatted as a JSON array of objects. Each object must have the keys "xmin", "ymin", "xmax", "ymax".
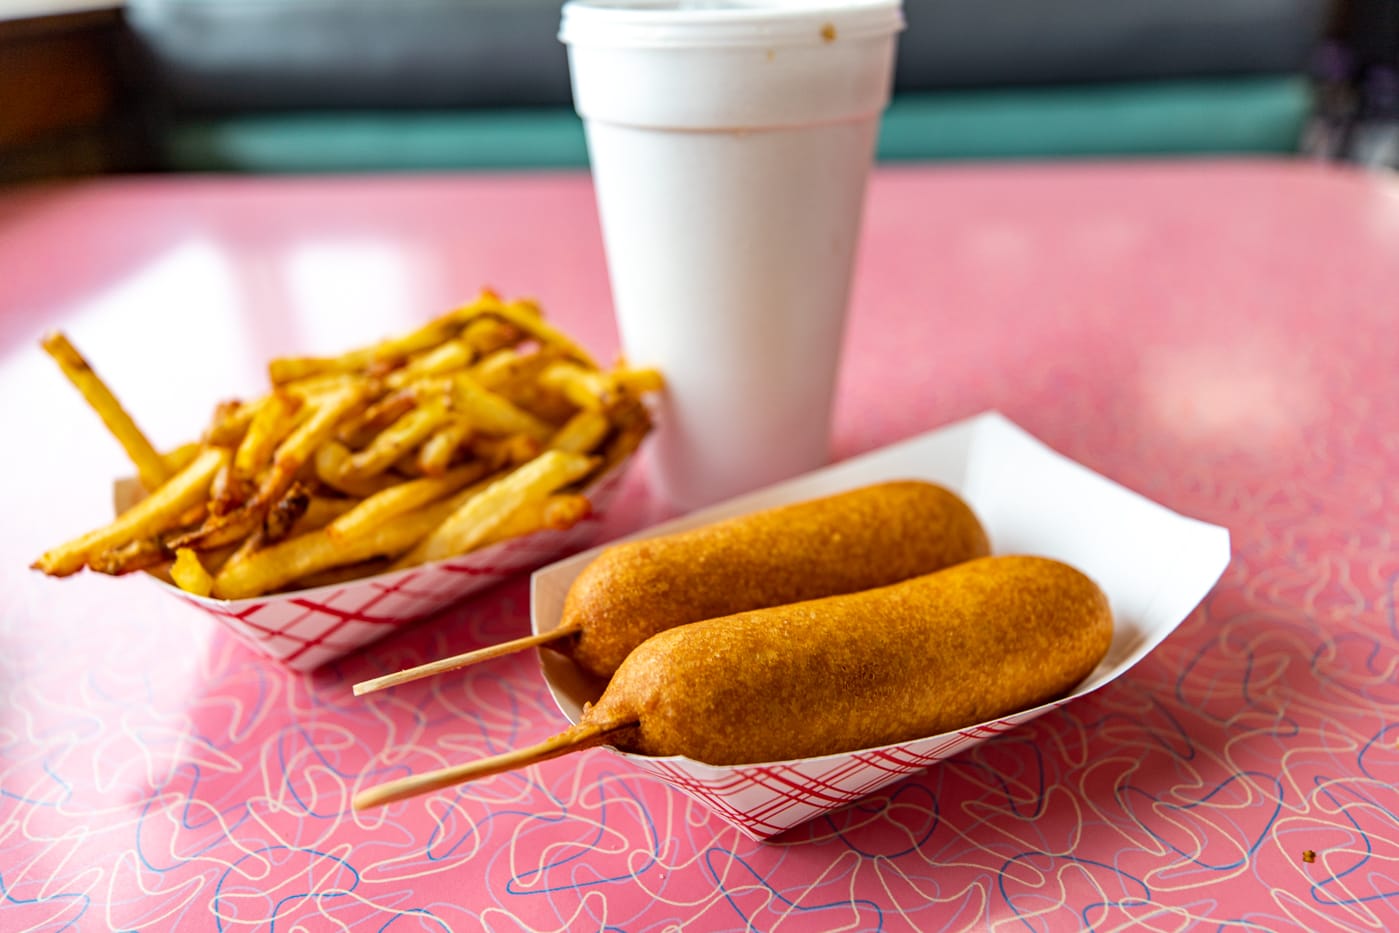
[{"xmin": 351, "ymin": 623, "xmax": 579, "ymax": 697}]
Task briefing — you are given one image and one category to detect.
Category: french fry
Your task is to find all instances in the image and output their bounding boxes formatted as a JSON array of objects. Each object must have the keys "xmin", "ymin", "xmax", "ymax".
[
  {"xmin": 264, "ymin": 482, "xmax": 313, "ymax": 542},
  {"xmin": 384, "ymin": 339, "xmax": 473, "ymax": 391},
  {"xmin": 326, "ymin": 462, "xmax": 490, "ymax": 543},
  {"xmin": 417, "ymin": 417, "xmax": 474, "ymax": 476},
  {"xmin": 282, "ymin": 372, "xmax": 368, "ymax": 401},
  {"xmin": 314, "ymin": 442, "xmax": 401, "ymax": 498},
  {"xmin": 542, "ymin": 361, "xmax": 665, "ymax": 412},
  {"xmin": 549, "ymin": 410, "xmax": 612, "ymax": 455},
  {"xmin": 471, "ymin": 347, "xmax": 582, "ymax": 425},
  {"xmin": 265, "ymin": 298, "xmax": 492, "ymax": 385},
  {"xmin": 451, "ymin": 373, "xmax": 553, "ymax": 442},
  {"xmin": 613, "ymin": 366, "xmax": 665, "ymax": 398},
  {"xmin": 367, "ymin": 299, "xmax": 498, "ymax": 368},
  {"xmin": 33, "ymin": 446, "xmax": 228, "ymax": 576},
  {"xmin": 173, "ymin": 383, "xmax": 370, "ymax": 551},
  {"xmin": 268, "ymin": 351, "xmax": 373, "ymax": 386},
  {"xmin": 456, "ymin": 298, "xmax": 597, "ymax": 368},
  {"xmin": 337, "ymin": 390, "xmax": 417, "ymax": 449},
  {"xmin": 41, "ymin": 332, "xmax": 171, "ymax": 491},
  {"xmin": 470, "ymin": 433, "xmax": 541, "ymax": 470},
  {"xmin": 477, "ymin": 493, "xmax": 592, "ymax": 547},
  {"xmin": 192, "ymin": 542, "xmax": 241, "ymax": 577},
  {"xmin": 233, "ymin": 391, "xmax": 302, "ymax": 486},
  {"xmin": 592, "ymin": 398, "xmax": 653, "ymax": 479},
  {"xmin": 207, "ymin": 460, "xmax": 236, "ymax": 516},
  {"xmin": 344, "ymin": 397, "xmax": 453, "ymax": 480},
  {"xmin": 391, "ymin": 450, "xmax": 596, "ymax": 569},
  {"xmin": 540, "ymin": 361, "xmax": 612, "ymax": 411},
  {"xmin": 162, "ymin": 442, "xmax": 202, "ymax": 474},
  {"xmin": 212, "ymin": 485, "xmax": 480, "ymax": 599},
  {"xmin": 254, "ymin": 381, "xmax": 371, "ymax": 505},
  {"xmin": 203, "ymin": 398, "xmax": 258, "ymax": 447},
  {"xmin": 174, "ymin": 499, "xmax": 208, "ymax": 530},
  {"xmin": 207, "ymin": 482, "xmax": 311, "ymax": 584},
  {"xmin": 470, "ymin": 346, "xmax": 562, "ymax": 391},
  {"xmin": 219, "ymin": 526, "xmax": 267, "ymax": 579},
  {"xmin": 459, "ymin": 316, "xmax": 522, "ymax": 357},
  {"xmin": 166, "ymin": 502, "xmax": 263, "ymax": 553},
  {"xmin": 314, "ymin": 439, "xmax": 357, "ymax": 491},
  {"xmin": 540, "ymin": 494, "xmax": 594, "ymax": 531},
  {"xmin": 34, "ymin": 294, "xmax": 662, "ymax": 600},
  {"xmin": 391, "ymin": 453, "xmax": 427, "ymax": 477},
  {"xmin": 170, "ymin": 548, "xmax": 214, "ymax": 597},
  {"xmin": 289, "ymin": 496, "xmax": 359, "ymax": 536},
  {"xmin": 493, "ymin": 384, "xmax": 579, "ymax": 427},
  {"xmin": 89, "ymin": 537, "xmax": 170, "ymax": 575},
  {"xmin": 213, "ymin": 392, "xmax": 301, "ymax": 514}
]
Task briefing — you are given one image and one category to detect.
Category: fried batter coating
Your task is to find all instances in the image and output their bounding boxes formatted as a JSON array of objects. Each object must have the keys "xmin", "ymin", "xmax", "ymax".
[
  {"xmin": 586, "ymin": 555, "xmax": 1113, "ymax": 765},
  {"xmin": 560, "ymin": 480, "xmax": 990, "ymax": 678}
]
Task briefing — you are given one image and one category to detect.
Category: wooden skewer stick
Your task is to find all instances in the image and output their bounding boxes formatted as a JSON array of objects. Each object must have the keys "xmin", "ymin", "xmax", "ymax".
[
  {"xmin": 351, "ymin": 623, "xmax": 581, "ymax": 696},
  {"xmin": 352, "ymin": 720, "xmax": 627, "ymax": 810}
]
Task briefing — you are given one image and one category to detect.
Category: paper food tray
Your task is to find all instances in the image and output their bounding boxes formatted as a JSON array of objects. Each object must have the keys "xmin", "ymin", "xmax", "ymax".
[
  {"xmin": 531, "ymin": 411, "xmax": 1231, "ymax": 841},
  {"xmin": 117, "ymin": 467, "xmax": 629, "ymax": 673}
]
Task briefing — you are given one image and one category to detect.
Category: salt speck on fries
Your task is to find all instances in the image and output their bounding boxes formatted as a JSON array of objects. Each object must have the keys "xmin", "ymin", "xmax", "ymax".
[{"xmin": 32, "ymin": 291, "xmax": 662, "ymax": 600}]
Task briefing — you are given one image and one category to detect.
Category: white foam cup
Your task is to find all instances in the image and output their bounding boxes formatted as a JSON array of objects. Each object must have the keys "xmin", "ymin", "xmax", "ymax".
[{"xmin": 561, "ymin": 0, "xmax": 904, "ymax": 509}]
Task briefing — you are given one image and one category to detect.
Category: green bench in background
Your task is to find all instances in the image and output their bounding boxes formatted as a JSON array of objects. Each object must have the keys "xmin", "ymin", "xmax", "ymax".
[{"xmin": 127, "ymin": 0, "xmax": 1329, "ymax": 172}]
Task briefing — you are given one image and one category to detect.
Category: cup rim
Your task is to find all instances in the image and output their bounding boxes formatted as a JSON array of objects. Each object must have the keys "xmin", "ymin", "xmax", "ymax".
[{"xmin": 559, "ymin": 0, "xmax": 905, "ymax": 48}]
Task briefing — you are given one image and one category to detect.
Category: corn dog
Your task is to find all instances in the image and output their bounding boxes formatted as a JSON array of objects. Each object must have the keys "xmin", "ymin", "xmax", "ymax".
[
  {"xmin": 352, "ymin": 480, "xmax": 989, "ymax": 694},
  {"xmin": 589, "ymin": 554, "xmax": 1112, "ymax": 763},
  {"xmin": 558, "ymin": 480, "xmax": 990, "ymax": 678},
  {"xmin": 353, "ymin": 555, "xmax": 1112, "ymax": 808}
]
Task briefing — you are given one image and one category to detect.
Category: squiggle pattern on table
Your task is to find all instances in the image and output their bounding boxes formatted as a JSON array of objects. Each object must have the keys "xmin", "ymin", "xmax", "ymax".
[
  {"xmin": 3, "ymin": 536, "xmax": 1397, "ymax": 931},
  {"xmin": 3, "ymin": 163, "xmax": 1398, "ymax": 930}
]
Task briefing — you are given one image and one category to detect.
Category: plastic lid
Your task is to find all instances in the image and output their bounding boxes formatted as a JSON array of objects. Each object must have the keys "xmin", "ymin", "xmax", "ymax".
[{"xmin": 559, "ymin": 0, "xmax": 905, "ymax": 48}]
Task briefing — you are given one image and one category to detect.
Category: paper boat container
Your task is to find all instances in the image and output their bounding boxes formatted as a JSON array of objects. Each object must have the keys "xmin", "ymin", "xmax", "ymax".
[
  {"xmin": 531, "ymin": 411, "xmax": 1231, "ymax": 841},
  {"xmin": 119, "ymin": 468, "xmax": 628, "ymax": 673}
]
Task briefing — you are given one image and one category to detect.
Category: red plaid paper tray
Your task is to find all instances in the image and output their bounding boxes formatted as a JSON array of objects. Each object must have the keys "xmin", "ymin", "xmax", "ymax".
[
  {"xmin": 120, "ymin": 468, "xmax": 626, "ymax": 673},
  {"xmin": 530, "ymin": 412, "xmax": 1231, "ymax": 840}
]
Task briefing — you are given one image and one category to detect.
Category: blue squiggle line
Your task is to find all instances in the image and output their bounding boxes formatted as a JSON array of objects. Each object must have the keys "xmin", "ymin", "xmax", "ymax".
[
  {"xmin": 1308, "ymin": 776, "xmax": 1399, "ymax": 906},
  {"xmin": 212, "ymin": 845, "xmax": 359, "ymax": 933},
  {"xmin": 378, "ymin": 909, "xmax": 453, "ymax": 933},
  {"xmin": 229, "ymin": 664, "xmax": 273, "ymax": 744},
  {"xmin": 0, "ymin": 870, "xmax": 90, "ymax": 931},
  {"xmin": 42, "ymin": 758, "xmax": 73, "ymax": 805},
  {"xmin": 1122, "ymin": 771, "xmax": 1283, "ymax": 871},
  {"xmin": 0, "ymin": 756, "xmax": 74, "ymax": 808},
  {"xmin": 1357, "ymin": 725, "xmax": 1399, "ymax": 786},
  {"xmin": 941, "ymin": 750, "xmax": 1045, "ymax": 820},
  {"xmin": 705, "ymin": 847, "xmax": 884, "ymax": 931},
  {"xmin": 1312, "ymin": 631, "xmax": 1390, "ymax": 682},
  {"xmin": 967, "ymin": 737, "xmax": 1049, "ymax": 818},
  {"xmin": 276, "ymin": 721, "xmax": 368, "ymax": 818},
  {"xmin": 1119, "ymin": 695, "xmax": 1197, "ymax": 761},
  {"xmin": 829, "ymin": 782, "xmax": 940, "ymax": 857},
  {"xmin": 1000, "ymin": 852, "xmax": 1151, "ymax": 933},
  {"xmin": 1082, "ymin": 896, "xmax": 1169, "ymax": 931},
  {"xmin": 495, "ymin": 770, "xmax": 661, "ymax": 894},
  {"xmin": 422, "ymin": 792, "xmax": 484, "ymax": 862},
  {"xmin": 135, "ymin": 763, "xmax": 261, "ymax": 871}
]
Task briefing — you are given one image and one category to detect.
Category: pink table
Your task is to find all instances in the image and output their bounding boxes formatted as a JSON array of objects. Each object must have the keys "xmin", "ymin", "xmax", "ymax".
[{"xmin": 2, "ymin": 160, "xmax": 1396, "ymax": 930}]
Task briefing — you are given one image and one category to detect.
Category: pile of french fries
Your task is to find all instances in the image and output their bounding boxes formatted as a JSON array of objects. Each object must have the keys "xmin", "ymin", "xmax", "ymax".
[{"xmin": 32, "ymin": 291, "xmax": 662, "ymax": 600}]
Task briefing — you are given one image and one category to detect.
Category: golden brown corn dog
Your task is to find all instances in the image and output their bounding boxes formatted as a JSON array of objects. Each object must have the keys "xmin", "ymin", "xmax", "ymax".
[
  {"xmin": 588, "ymin": 554, "xmax": 1112, "ymax": 763},
  {"xmin": 353, "ymin": 555, "xmax": 1112, "ymax": 809},
  {"xmin": 558, "ymin": 479, "xmax": 990, "ymax": 678},
  {"xmin": 352, "ymin": 479, "xmax": 989, "ymax": 694}
]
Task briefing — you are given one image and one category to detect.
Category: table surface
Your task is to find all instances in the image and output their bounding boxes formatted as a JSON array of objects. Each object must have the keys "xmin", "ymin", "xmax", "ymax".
[{"xmin": 1, "ymin": 159, "xmax": 1396, "ymax": 932}]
